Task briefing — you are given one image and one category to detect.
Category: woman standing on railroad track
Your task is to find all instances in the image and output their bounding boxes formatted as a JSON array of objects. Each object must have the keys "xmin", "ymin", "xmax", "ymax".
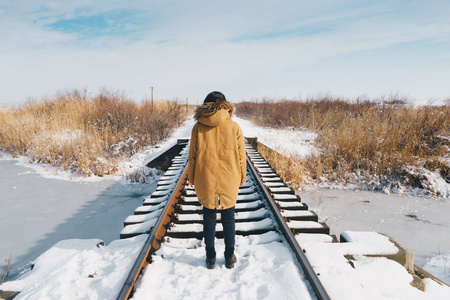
[{"xmin": 188, "ymin": 91, "xmax": 247, "ymax": 269}]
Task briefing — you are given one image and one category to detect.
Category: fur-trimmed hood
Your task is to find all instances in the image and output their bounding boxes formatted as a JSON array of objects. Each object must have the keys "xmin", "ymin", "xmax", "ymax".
[
  {"xmin": 188, "ymin": 98, "xmax": 246, "ymax": 209},
  {"xmin": 194, "ymin": 100, "xmax": 235, "ymax": 127}
]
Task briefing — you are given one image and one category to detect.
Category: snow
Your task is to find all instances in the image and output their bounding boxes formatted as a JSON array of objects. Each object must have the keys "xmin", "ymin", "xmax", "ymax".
[
  {"xmin": 131, "ymin": 241, "xmax": 314, "ymax": 300},
  {"xmin": 0, "ymin": 118, "xmax": 196, "ymax": 280},
  {"xmin": 298, "ymin": 231, "xmax": 450, "ymax": 299},
  {"xmin": 404, "ymin": 166, "xmax": 450, "ymax": 198},
  {"xmin": 234, "ymin": 116, "xmax": 317, "ymax": 158},
  {"xmin": 0, "ymin": 158, "xmax": 158, "ymax": 281},
  {"xmin": 424, "ymin": 252, "xmax": 450, "ymax": 285},
  {"xmin": 300, "ymin": 188, "xmax": 450, "ymax": 282},
  {"xmin": 124, "ymin": 209, "xmax": 162, "ymax": 224},
  {"xmin": 120, "ymin": 218, "xmax": 158, "ymax": 236},
  {"xmin": 3, "ymin": 231, "xmax": 449, "ymax": 299},
  {"xmin": 0, "ymin": 118, "xmax": 196, "ymax": 183},
  {"xmin": 236, "ymin": 116, "xmax": 450, "ymax": 199},
  {"xmin": 0, "ymin": 236, "xmax": 146, "ymax": 299},
  {"xmin": 1, "ymin": 115, "xmax": 450, "ymax": 299}
]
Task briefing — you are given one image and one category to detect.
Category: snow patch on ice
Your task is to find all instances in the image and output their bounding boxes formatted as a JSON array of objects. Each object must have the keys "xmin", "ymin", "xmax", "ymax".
[
  {"xmin": 0, "ymin": 151, "xmax": 14, "ymax": 160},
  {"xmin": 424, "ymin": 252, "xmax": 450, "ymax": 285},
  {"xmin": 300, "ymin": 231, "xmax": 450, "ymax": 299}
]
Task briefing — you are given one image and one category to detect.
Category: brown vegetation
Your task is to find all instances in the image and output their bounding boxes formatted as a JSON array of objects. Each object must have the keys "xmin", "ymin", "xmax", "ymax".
[
  {"xmin": 0, "ymin": 89, "xmax": 187, "ymax": 176},
  {"xmin": 236, "ymin": 96, "xmax": 450, "ymax": 194},
  {"xmin": 0, "ymin": 255, "xmax": 11, "ymax": 285}
]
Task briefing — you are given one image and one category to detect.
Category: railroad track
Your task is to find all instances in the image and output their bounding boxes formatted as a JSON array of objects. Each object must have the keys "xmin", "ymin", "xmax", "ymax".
[{"xmin": 116, "ymin": 140, "xmax": 331, "ymax": 300}]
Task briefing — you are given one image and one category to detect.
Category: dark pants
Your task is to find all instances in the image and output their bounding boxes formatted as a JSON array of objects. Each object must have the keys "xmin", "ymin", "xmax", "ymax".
[{"xmin": 203, "ymin": 206, "xmax": 235, "ymax": 259}]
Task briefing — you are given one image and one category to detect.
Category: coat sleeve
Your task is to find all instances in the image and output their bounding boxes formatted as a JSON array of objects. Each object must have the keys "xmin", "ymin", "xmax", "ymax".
[
  {"xmin": 188, "ymin": 123, "xmax": 198, "ymax": 184},
  {"xmin": 237, "ymin": 125, "xmax": 246, "ymax": 185}
]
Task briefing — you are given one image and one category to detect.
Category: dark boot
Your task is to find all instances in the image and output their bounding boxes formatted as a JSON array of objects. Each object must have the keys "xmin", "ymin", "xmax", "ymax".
[
  {"xmin": 206, "ymin": 247, "xmax": 216, "ymax": 269},
  {"xmin": 225, "ymin": 254, "xmax": 237, "ymax": 269},
  {"xmin": 206, "ymin": 256, "xmax": 216, "ymax": 269}
]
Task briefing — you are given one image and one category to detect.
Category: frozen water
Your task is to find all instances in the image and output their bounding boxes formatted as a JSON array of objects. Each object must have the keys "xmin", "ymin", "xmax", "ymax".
[
  {"xmin": 300, "ymin": 188, "xmax": 450, "ymax": 279},
  {"xmin": 0, "ymin": 159, "xmax": 157, "ymax": 280}
]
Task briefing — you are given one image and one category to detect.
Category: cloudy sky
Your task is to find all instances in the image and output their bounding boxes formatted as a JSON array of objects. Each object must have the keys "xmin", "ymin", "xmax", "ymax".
[{"xmin": 1, "ymin": 0, "xmax": 449, "ymax": 105}]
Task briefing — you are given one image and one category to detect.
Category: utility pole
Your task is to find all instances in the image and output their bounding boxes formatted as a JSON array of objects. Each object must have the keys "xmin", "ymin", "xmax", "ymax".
[
  {"xmin": 150, "ymin": 86, "xmax": 154, "ymax": 113},
  {"xmin": 186, "ymin": 98, "xmax": 188, "ymax": 112}
]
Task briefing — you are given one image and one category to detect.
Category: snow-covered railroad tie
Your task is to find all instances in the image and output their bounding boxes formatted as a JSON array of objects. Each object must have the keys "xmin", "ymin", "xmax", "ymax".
[{"xmin": 116, "ymin": 140, "xmax": 331, "ymax": 300}]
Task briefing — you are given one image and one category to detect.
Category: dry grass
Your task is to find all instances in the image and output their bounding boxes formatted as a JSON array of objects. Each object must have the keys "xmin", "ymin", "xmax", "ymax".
[
  {"xmin": 237, "ymin": 96, "xmax": 450, "ymax": 194},
  {"xmin": 257, "ymin": 143, "xmax": 309, "ymax": 189},
  {"xmin": 0, "ymin": 255, "xmax": 12, "ymax": 285},
  {"xmin": 0, "ymin": 89, "xmax": 187, "ymax": 176}
]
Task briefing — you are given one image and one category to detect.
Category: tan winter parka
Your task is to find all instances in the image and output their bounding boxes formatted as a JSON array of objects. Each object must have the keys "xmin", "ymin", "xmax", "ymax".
[{"xmin": 188, "ymin": 100, "xmax": 246, "ymax": 210}]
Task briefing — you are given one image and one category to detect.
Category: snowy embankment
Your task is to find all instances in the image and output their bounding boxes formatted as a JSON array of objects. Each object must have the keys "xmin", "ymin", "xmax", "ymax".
[
  {"xmin": 235, "ymin": 116, "xmax": 450, "ymax": 198},
  {"xmin": 2, "ymin": 231, "xmax": 449, "ymax": 299},
  {"xmin": 1, "ymin": 237, "xmax": 146, "ymax": 299},
  {"xmin": 235, "ymin": 116, "xmax": 317, "ymax": 158},
  {"xmin": 234, "ymin": 116, "xmax": 450, "ymax": 285},
  {"xmin": 0, "ymin": 118, "xmax": 196, "ymax": 282},
  {"xmin": 1, "ymin": 116, "xmax": 450, "ymax": 299},
  {"xmin": 1, "ymin": 118, "xmax": 197, "ymax": 182}
]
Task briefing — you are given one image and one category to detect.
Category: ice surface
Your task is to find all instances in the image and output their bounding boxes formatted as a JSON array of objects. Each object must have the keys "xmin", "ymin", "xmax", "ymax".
[
  {"xmin": 0, "ymin": 160, "xmax": 157, "ymax": 280},
  {"xmin": 300, "ymin": 188, "xmax": 450, "ymax": 282}
]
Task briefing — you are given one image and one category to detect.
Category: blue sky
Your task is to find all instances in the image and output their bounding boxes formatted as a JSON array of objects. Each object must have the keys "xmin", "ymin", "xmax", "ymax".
[{"xmin": 0, "ymin": 0, "xmax": 449, "ymax": 105}]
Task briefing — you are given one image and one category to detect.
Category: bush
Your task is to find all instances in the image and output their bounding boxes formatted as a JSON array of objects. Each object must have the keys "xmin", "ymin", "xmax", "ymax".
[
  {"xmin": 236, "ymin": 96, "xmax": 450, "ymax": 194},
  {"xmin": 0, "ymin": 255, "xmax": 11, "ymax": 285},
  {"xmin": 0, "ymin": 89, "xmax": 187, "ymax": 176}
]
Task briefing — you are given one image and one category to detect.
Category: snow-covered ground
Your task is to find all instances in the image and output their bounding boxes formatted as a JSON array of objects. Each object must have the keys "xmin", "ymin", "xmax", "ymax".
[
  {"xmin": 0, "ymin": 237, "xmax": 147, "ymax": 299},
  {"xmin": 0, "ymin": 158, "xmax": 156, "ymax": 280},
  {"xmin": 0, "ymin": 118, "xmax": 195, "ymax": 280},
  {"xmin": 1, "ymin": 115, "xmax": 450, "ymax": 299},
  {"xmin": 299, "ymin": 188, "xmax": 450, "ymax": 283},
  {"xmin": 236, "ymin": 116, "xmax": 317, "ymax": 158},
  {"xmin": 233, "ymin": 115, "xmax": 450, "ymax": 285}
]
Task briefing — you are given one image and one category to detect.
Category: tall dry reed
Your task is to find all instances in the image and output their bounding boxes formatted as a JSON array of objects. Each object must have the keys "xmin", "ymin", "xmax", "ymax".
[
  {"xmin": 237, "ymin": 97, "xmax": 450, "ymax": 194},
  {"xmin": 0, "ymin": 89, "xmax": 187, "ymax": 176},
  {"xmin": 0, "ymin": 255, "xmax": 11, "ymax": 285}
]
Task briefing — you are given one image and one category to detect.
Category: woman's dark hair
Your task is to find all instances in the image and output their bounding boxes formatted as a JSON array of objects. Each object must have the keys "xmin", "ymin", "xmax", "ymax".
[{"xmin": 203, "ymin": 91, "xmax": 226, "ymax": 104}]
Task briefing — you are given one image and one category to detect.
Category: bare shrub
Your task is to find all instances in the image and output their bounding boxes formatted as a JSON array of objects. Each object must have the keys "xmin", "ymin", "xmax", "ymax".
[
  {"xmin": 0, "ymin": 89, "xmax": 187, "ymax": 177},
  {"xmin": 236, "ymin": 96, "xmax": 450, "ymax": 191},
  {"xmin": 258, "ymin": 146, "xmax": 310, "ymax": 189},
  {"xmin": 0, "ymin": 255, "xmax": 12, "ymax": 285},
  {"xmin": 126, "ymin": 167, "xmax": 162, "ymax": 183}
]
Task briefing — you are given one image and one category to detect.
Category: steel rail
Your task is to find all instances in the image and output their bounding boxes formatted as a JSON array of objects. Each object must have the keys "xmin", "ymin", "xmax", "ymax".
[
  {"xmin": 246, "ymin": 156, "xmax": 331, "ymax": 300},
  {"xmin": 115, "ymin": 164, "xmax": 189, "ymax": 300},
  {"xmin": 116, "ymin": 153, "xmax": 329, "ymax": 299}
]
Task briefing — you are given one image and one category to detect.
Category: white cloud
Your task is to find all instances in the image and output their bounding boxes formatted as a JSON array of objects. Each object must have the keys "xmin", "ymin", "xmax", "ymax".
[{"xmin": 1, "ymin": 0, "xmax": 450, "ymax": 105}]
